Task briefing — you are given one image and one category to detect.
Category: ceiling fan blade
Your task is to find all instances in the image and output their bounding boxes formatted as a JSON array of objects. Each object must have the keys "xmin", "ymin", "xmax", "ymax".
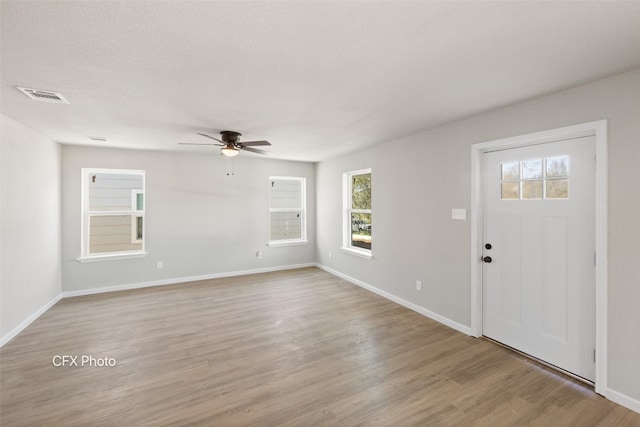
[
  {"xmin": 197, "ymin": 132, "xmax": 225, "ymax": 143},
  {"xmin": 239, "ymin": 140, "xmax": 271, "ymax": 147},
  {"xmin": 178, "ymin": 142, "xmax": 223, "ymax": 146},
  {"xmin": 241, "ymin": 146, "xmax": 269, "ymax": 155}
]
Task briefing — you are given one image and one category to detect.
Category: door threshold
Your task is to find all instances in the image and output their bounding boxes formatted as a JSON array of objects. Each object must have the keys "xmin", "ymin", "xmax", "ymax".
[{"xmin": 482, "ymin": 336, "xmax": 594, "ymax": 387}]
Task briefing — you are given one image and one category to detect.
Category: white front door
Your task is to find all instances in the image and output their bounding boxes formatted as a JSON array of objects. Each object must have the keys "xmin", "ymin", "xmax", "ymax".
[{"xmin": 482, "ymin": 135, "xmax": 596, "ymax": 381}]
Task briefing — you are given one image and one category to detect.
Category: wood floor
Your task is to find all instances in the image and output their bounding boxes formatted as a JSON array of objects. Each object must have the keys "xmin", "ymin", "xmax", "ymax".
[{"xmin": 1, "ymin": 267, "xmax": 638, "ymax": 426}]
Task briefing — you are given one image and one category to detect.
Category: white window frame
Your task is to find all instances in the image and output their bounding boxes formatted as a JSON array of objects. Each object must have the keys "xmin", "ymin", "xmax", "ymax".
[
  {"xmin": 342, "ymin": 168, "xmax": 372, "ymax": 259},
  {"xmin": 268, "ymin": 176, "xmax": 308, "ymax": 247},
  {"xmin": 78, "ymin": 168, "xmax": 147, "ymax": 262}
]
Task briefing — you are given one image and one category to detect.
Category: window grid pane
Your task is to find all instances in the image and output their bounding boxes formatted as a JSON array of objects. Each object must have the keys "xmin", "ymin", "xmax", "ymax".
[
  {"xmin": 270, "ymin": 211, "xmax": 302, "ymax": 241},
  {"xmin": 522, "ymin": 180, "xmax": 543, "ymax": 199},
  {"xmin": 351, "ymin": 173, "xmax": 371, "ymax": 210},
  {"xmin": 546, "ymin": 155, "xmax": 569, "ymax": 178},
  {"xmin": 88, "ymin": 214, "xmax": 143, "ymax": 254},
  {"xmin": 89, "ymin": 173, "xmax": 144, "ymax": 212},
  {"xmin": 546, "ymin": 178, "xmax": 569, "ymax": 199},
  {"xmin": 270, "ymin": 179, "xmax": 302, "ymax": 209},
  {"xmin": 522, "ymin": 159, "xmax": 543, "ymax": 179},
  {"xmin": 501, "ymin": 182, "xmax": 519, "ymax": 200},
  {"xmin": 351, "ymin": 212, "xmax": 371, "ymax": 250},
  {"xmin": 501, "ymin": 162, "xmax": 519, "ymax": 180}
]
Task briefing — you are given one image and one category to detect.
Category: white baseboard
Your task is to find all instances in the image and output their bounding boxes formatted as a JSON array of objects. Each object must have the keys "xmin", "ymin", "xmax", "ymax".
[
  {"xmin": 0, "ymin": 293, "xmax": 63, "ymax": 348},
  {"xmin": 62, "ymin": 263, "xmax": 316, "ymax": 298},
  {"xmin": 607, "ymin": 388, "xmax": 640, "ymax": 414},
  {"xmin": 315, "ymin": 263, "xmax": 472, "ymax": 336}
]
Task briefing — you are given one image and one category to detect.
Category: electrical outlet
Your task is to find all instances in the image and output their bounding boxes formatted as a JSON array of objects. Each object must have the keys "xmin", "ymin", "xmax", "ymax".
[
  {"xmin": 156, "ymin": 261, "xmax": 163, "ymax": 269},
  {"xmin": 329, "ymin": 251, "xmax": 333, "ymax": 259},
  {"xmin": 416, "ymin": 280, "xmax": 422, "ymax": 291},
  {"xmin": 256, "ymin": 251, "xmax": 263, "ymax": 259}
]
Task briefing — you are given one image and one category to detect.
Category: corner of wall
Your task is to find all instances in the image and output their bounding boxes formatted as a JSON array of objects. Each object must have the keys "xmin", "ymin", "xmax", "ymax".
[{"xmin": 1, "ymin": 114, "xmax": 63, "ymax": 345}]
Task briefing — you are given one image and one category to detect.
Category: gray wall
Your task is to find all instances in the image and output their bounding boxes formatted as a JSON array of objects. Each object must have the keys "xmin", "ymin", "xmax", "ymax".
[
  {"xmin": 62, "ymin": 146, "xmax": 316, "ymax": 291},
  {"xmin": 1, "ymin": 114, "xmax": 62, "ymax": 338},
  {"xmin": 315, "ymin": 69, "xmax": 640, "ymax": 400}
]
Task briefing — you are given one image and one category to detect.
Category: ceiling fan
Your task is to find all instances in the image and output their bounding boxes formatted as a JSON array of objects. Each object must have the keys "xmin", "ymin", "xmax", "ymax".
[{"xmin": 179, "ymin": 131, "xmax": 271, "ymax": 157}]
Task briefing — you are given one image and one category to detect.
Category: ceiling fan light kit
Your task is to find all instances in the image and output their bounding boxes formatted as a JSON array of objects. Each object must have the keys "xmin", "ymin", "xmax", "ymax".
[{"xmin": 221, "ymin": 145, "xmax": 239, "ymax": 157}]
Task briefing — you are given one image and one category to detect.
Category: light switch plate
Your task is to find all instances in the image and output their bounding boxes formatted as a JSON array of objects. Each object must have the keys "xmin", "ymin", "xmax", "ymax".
[{"xmin": 452, "ymin": 208, "xmax": 466, "ymax": 220}]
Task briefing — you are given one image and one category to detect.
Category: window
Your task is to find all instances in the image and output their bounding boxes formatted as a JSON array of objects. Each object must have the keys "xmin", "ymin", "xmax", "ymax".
[
  {"xmin": 501, "ymin": 155, "xmax": 569, "ymax": 200},
  {"xmin": 80, "ymin": 169, "xmax": 146, "ymax": 260},
  {"xmin": 268, "ymin": 177, "xmax": 307, "ymax": 246},
  {"xmin": 343, "ymin": 169, "xmax": 372, "ymax": 257}
]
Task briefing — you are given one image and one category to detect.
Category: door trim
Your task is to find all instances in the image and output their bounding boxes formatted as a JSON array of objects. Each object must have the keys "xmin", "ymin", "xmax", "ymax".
[{"xmin": 470, "ymin": 120, "xmax": 608, "ymax": 395}]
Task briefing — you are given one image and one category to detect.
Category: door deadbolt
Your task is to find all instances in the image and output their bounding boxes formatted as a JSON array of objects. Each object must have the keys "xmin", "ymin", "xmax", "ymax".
[
  {"xmin": 485, "ymin": 243, "xmax": 492, "ymax": 250},
  {"xmin": 483, "ymin": 256, "xmax": 492, "ymax": 263}
]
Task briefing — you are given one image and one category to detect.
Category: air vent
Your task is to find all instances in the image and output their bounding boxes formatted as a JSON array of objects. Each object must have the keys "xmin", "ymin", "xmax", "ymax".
[
  {"xmin": 17, "ymin": 87, "xmax": 69, "ymax": 104},
  {"xmin": 86, "ymin": 136, "xmax": 107, "ymax": 142}
]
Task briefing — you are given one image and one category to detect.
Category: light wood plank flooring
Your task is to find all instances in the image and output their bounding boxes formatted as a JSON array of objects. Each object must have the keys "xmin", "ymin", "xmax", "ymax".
[{"xmin": 1, "ymin": 267, "xmax": 638, "ymax": 426}]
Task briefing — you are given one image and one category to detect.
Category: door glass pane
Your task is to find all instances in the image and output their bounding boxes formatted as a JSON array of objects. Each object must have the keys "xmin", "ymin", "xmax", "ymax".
[
  {"xmin": 522, "ymin": 159, "xmax": 542, "ymax": 179},
  {"xmin": 501, "ymin": 182, "xmax": 519, "ymax": 200},
  {"xmin": 546, "ymin": 155, "xmax": 569, "ymax": 178},
  {"xmin": 546, "ymin": 179, "xmax": 569, "ymax": 199},
  {"xmin": 522, "ymin": 180, "xmax": 543, "ymax": 199},
  {"xmin": 501, "ymin": 162, "xmax": 519, "ymax": 180},
  {"xmin": 351, "ymin": 213, "xmax": 371, "ymax": 250}
]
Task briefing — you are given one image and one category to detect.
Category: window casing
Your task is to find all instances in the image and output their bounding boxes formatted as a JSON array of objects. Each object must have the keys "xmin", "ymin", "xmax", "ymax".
[
  {"xmin": 268, "ymin": 176, "xmax": 307, "ymax": 246},
  {"xmin": 343, "ymin": 169, "xmax": 372, "ymax": 257},
  {"xmin": 80, "ymin": 168, "xmax": 146, "ymax": 261}
]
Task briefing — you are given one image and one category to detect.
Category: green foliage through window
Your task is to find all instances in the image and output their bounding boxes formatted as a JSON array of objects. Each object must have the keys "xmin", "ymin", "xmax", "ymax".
[{"xmin": 347, "ymin": 170, "xmax": 372, "ymax": 251}]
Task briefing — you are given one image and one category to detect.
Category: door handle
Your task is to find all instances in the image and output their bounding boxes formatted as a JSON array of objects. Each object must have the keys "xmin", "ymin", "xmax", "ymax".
[{"xmin": 483, "ymin": 256, "xmax": 492, "ymax": 263}]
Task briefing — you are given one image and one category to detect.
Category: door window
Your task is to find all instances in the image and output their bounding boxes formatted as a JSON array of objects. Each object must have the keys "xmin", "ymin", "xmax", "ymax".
[{"xmin": 501, "ymin": 155, "xmax": 569, "ymax": 200}]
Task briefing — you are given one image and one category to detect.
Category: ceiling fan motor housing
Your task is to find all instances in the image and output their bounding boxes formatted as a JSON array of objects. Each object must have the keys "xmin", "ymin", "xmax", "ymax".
[{"xmin": 220, "ymin": 130, "xmax": 241, "ymax": 145}]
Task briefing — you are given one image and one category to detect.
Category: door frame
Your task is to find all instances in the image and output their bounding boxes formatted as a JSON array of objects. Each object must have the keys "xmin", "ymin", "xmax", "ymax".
[{"xmin": 469, "ymin": 120, "xmax": 608, "ymax": 395}]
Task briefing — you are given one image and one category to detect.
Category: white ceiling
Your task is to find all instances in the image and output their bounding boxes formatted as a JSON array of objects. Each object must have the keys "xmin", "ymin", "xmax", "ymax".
[{"xmin": 2, "ymin": 1, "xmax": 639, "ymax": 162}]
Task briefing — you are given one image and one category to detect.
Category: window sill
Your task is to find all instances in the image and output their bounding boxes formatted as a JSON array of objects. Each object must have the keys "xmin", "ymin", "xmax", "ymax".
[
  {"xmin": 76, "ymin": 252, "xmax": 148, "ymax": 263},
  {"xmin": 267, "ymin": 240, "xmax": 309, "ymax": 248},
  {"xmin": 341, "ymin": 247, "xmax": 373, "ymax": 259}
]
